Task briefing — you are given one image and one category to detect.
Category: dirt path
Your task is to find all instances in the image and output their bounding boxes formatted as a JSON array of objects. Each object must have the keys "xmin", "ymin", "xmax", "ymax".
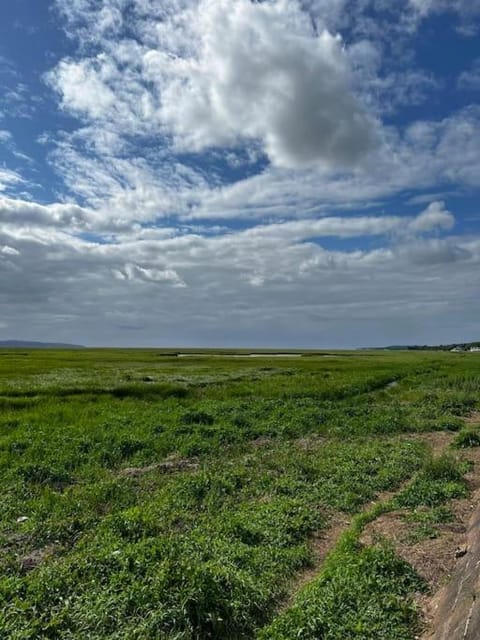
[
  {"xmin": 118, "ymin": 455, "xmax": 199, "ymax": 477},
  {"xmin": 360, "ymin": 447, "xmax": 480, "ymax": 632},
  {"xmin": 279, "ymin": 511, "xmax": 352, "ymax": 611},
  {"xmin": 358, "ymin": 415, "xmax": 480, "ymax": 639},
  {"xmin": 419, "ymin": 412, "xmax": 480, "ymax": 639},
  {"xmin": 279, "ymin": 427, "xmax": 480, "ymax": 637},
  {"xmin": 420, "ymin": 492, "xmax": 480, "ymax": 639},
  {"xmin": 279, "ymin": 431, "xmax": 453, "ymax": 614}
]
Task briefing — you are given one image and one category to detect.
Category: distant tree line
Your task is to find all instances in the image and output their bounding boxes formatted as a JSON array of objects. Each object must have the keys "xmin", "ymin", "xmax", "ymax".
[{"xmin": 404, "ymin": 342, "xmax": 480, "ymax": 351}]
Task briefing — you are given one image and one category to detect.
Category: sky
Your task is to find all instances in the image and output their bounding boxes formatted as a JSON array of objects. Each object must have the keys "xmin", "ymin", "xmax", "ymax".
[{"xmin": 0, "ymin": 0, "xmax": 479, "ymax": 348}]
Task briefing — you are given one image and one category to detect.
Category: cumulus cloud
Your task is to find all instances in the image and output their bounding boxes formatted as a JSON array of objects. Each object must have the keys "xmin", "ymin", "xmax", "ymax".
[
  {"xmin": 48, "ymin": 0, "xmax": 377, "ymax": 170},
  {"xmin": 395, "ymin": 238, "xmax": 471, "ymax": 266},
  {"xmin": 43, "ymin": 0, "xmax": 480, "ymax": 225},
  {"xmin": 154, "ymin": 0, "xmax": 376, "ymax": 168},
  {"xmin": 47, "ymin": 0, "xmax": 480, "ymax": 227},
  {"xmin": 50, "ymin": 58, "xmax": 118, "ymax": 122},
  {"xmin": 408, "ymin": 201, "xmax": 455, "ymax": 233},
  {"xmin": 211, "ymin": 107, "xmax": 480, "ymax": 220}
]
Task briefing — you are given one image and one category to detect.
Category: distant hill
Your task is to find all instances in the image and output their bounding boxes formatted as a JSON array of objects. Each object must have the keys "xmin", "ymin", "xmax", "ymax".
[{"xmin": 0, "ymin": 340, "xmax": 85, "ymax": 349}]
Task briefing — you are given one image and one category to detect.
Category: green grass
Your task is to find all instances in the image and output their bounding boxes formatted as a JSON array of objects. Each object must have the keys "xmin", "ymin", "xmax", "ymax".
[
  {"xmin": 403, "ymin": 506, "xmax": 455, "ymax": 543},
  {"xmin": 394, "ymin": 454, "xmax": 469, "ymax": 509},
  {"xmin": 454, "ymin": 426, "xmax": 480, "ymax": 448},
  {"xmin": 260, "ymin": 541, "xmax": 425, "ymax": 640},
  {"xmin": 259, "ymin": 453, "xmax": 469, "ymax": 640},
  {"xmin": 0, "ymin": 348, "xmax": 478, "ymax": 638}
]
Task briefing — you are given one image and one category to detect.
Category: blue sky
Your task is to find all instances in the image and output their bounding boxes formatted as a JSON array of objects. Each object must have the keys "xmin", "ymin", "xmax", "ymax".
[{"xmin": 0, "ymin": 0, "xmax": 479, "ymax": 347}]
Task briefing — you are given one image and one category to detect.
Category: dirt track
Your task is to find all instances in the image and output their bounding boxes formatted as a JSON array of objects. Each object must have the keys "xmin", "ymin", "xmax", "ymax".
[
  {"xmin": 421, "ymin": 413, "xmax": 480, "ymax": 639},
  {"xmin": 422, "ymin": 494, "xmax": 480, "ymax": 639}
]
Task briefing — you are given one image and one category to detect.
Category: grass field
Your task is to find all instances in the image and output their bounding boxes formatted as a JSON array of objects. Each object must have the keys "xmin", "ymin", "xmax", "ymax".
[{"xmin": 0, "ymin": 349, "xmax": 479, "ymax": 639}]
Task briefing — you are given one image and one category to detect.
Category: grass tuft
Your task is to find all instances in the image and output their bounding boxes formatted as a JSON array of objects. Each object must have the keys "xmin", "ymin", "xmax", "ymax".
[{"xmin": 454, "ymin": 427, "xmax": 480, "ymax": 448}]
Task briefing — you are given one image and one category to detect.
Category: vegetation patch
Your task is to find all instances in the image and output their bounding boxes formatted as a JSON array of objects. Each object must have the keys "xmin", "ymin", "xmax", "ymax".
[
  {"xmin": 0, "ymin": 348, "xmax": 478, "ymax": 638},
  {"xmin": 453, "ymin": 427, "xmax": 480, "ymax": 448}
]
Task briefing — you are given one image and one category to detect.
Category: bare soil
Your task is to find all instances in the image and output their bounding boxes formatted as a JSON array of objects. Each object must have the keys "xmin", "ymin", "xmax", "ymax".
[
  {"xmin": 119, "ymin": 455, "xmax": 200, "ymax": 478},
  {"xmin": 19, "ymin": 544, "xmax": 58, "ymax": 572}
]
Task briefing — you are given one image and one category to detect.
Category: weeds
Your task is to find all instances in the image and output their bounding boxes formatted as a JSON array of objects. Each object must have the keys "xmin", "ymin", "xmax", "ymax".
[
  {"xmin": 454, "ymin": 427, "xmax": 480, "ymax": 448},
  {"xmin": 395, "ymin": 455, "xmax": 468, "ymax": 508},
  {"xmin": 403, "ymin": 506, "xmax": 454, "ymax": 543}
]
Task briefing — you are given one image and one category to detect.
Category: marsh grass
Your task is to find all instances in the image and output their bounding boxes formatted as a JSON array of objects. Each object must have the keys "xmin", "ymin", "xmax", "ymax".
[
  {"xmin": 454, "ymin": 426, "xmax": 480, "ymax": 448},
  {"xmin": 0, "ymin": 349, "xmax": 478, "ymax": 638}
]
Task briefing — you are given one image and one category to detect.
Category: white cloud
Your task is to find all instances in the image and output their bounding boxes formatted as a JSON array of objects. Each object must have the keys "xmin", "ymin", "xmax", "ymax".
[
  {"xmin": 408, "ymin": 201, "xmax": 455, "ymax": 233},
  {"xmin": 35, "ymin": 102, "xmax": 480, "ymax": 230},
  {"xmin": 408, "ymin": 0, "xmax": 437, "ymax": 17},
  {"xmin": 395, "ymin": 237, "xmax": 472, "ymax": 266},
  {"xmin": 0, "ymin": 195, "xmax": 90, "ymax": 228},
  {"xmin": 50, "ymin": 57, "xmax": 118, "ymax": 121},
  {"xmin": 153, "ymin": 0, "xmax": 376, "ymax": 169},
  {"xmin": 408, "ymin": 0, "xmax": 480, "ymax": 33},
  {"xmin": 458, "ymin": 59, "xmax": 480, "ymax": 90},
  {"xmin": 46, "ymin": 0, "xmax": 480, "ymax": 226},
  {"xmin": 43, "ymin": 0, "xmax": 480, "ymax": 227},
  {"xmin": 49, "ymin": 0, "xmax": 377, "ymax": 170},
  {"xmin": 1, "ymin": 245, "xmax": 20, "ymax": 256},
  {"xmin": 190, "ymin": 107, "xmax": 480, "ymax": 221},
  {"xmin": 0, "ymin": 130, "xmax": 12, "ymax": 143},
  {"xmin": 0, "ymin": 196, "xmax": 478, "ymax": 346},
  {"xmin": 0, "ymin": 167, "xmax": 23, "ymax": 192},
  {"xmin": 113, "ymin": 262, "xmax": 186, "ymax": 287}
]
